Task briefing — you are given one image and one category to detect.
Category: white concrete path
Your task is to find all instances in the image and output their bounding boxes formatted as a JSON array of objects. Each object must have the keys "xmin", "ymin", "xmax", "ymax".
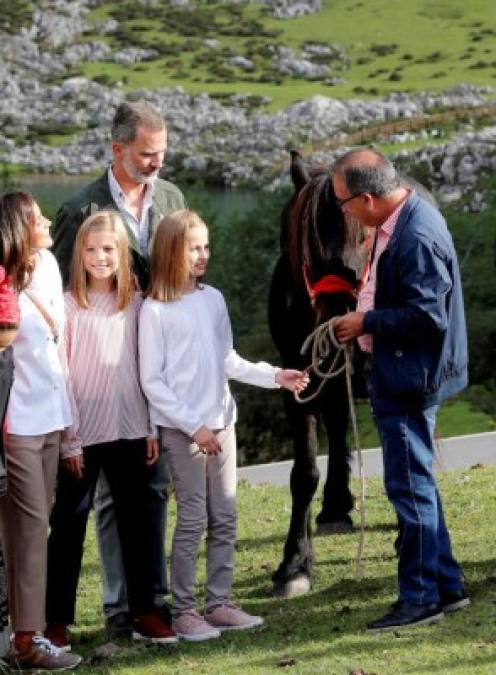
[{"xmin": 237, "ymin": 431, "xmax": 496, "ymax": 486}]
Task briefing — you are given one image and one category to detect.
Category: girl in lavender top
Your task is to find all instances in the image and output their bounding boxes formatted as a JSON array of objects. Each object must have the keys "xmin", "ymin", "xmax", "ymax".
[
  {"xmin": 139, "ymin": 209, "xmax": 308, "ymax": 642},
  {"xmin": 45, "ymin": 211, "xmax": 177, "ymax": 650}
]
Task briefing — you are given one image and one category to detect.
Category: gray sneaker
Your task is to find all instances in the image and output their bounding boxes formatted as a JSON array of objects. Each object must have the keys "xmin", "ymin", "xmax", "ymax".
[
  {"xmin": 172, "ymin": 611, "xmax": 221, "ymax": 642},
  {"xmin": 7, "ymin": 636, "xmax": 82, "ymax": 670},
  {"xmin": 204, "ymin": 603, "xmax": 264, "ymax": 632}
]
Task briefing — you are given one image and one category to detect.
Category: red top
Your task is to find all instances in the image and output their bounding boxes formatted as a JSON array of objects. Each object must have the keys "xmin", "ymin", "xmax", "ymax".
[{"xmin": 0, "ymin": 266, "xmax": 20, "ymax": 325}]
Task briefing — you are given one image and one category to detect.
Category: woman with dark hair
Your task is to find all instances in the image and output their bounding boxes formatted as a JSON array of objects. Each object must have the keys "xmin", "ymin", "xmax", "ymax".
[
  {"xmin": 0, "ymin": 192, "xmax": 81, "ymax": 670},
  {"xmin": 0, "ymin": 192, "xmax": 32, "ymax": 658}
]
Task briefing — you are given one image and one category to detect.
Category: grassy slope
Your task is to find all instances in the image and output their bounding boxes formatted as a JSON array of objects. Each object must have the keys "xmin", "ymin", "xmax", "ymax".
[
  {"xmin": 71, "ymin": 466, "xmax": 496, "ymax": 674},
  {"xmin": 80, "ymin": 0, "xmax": 496, "ymax": 110},
  {"xmin": 264, "ymin": 0, "xmax": 496, "ymax": 101}
]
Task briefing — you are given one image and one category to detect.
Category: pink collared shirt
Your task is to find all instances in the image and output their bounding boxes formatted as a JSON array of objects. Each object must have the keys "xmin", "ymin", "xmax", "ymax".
[
  {"xmin": 357, "ymin": 195, "xmax": 409, "ymax": 352},
  {"xmin": 61, "ymin": 290, "xmax": 153, "ymax": 457}
]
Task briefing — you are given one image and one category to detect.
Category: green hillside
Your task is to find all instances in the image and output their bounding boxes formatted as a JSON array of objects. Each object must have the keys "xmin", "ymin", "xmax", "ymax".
[{"xmin": 74, "ymin": 0, "xmax": 496, "ymax": 109}]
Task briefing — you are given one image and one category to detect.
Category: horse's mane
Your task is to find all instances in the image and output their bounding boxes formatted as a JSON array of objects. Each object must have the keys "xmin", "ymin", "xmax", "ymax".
[{"xmin": 287, "ymin": 171, "xmax": 349, "ymax": 288}]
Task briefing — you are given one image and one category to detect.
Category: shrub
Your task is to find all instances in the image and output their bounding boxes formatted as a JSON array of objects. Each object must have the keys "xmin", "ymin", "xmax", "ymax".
[
  {"xmin": 427, "ymin": 51, "xmax": 445, "ymax": 62},
  {"xmin": 153, "ymin": 42, "xmax": 184, "ymax": 56},
  {"xmin": 0, "ymin": 0, "xmax": 32, "ymax": 33},
  {"xmin": 469, "ymin": 60, "xmax": 490, "ymax": 69},
  {"xmin": 92, "ymin": 74, "xmax": 115, "ymax": 85},
  {"xmin": 370, "ymin": 43, "xmax": 398, "ymax": 57},
  {"xmin": 209, "ymin": 64, "xmax": 236, "ymax": 81}
]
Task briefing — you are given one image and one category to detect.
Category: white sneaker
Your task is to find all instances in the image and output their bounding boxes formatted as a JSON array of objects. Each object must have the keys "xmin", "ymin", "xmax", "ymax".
[
  {"xmin": 172, "ymin": 611, "xmax": 221, "ymax": 642},
  {"xmin": 7, "ymin": 636, "xmax": 82, "ymax": 670},
  {"xmin": 204, "ymin": 602, "xmax": 264, "ymax": 632}
]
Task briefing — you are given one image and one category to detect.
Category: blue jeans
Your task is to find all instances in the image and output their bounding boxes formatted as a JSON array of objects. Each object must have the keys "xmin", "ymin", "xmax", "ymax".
[
  {"xmin": 375, "ymin": 404, "xmax": 463, "ymax": 605},
  {"xmin": 95, "ymin": 448, "xmax": 170, "ymax": 617}
]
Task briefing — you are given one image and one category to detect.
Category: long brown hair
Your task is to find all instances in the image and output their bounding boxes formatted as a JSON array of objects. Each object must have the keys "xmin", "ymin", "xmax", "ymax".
[
  {"xmin": 147, "ymin": 209, "xmax": 207, "ymax": 302},
  {"xmin": 70, "ymin": 210, "xmax": 134, "ymax": 311},
  {"xmin": 0, "ymin": 192, "xmax": 35, "ymax": 290}
]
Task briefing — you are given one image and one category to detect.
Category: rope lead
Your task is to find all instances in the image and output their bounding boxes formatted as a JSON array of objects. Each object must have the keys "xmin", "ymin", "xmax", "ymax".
[{"xmin": 295, "ymin": 317, "xmax": 366, "ymax": 580}]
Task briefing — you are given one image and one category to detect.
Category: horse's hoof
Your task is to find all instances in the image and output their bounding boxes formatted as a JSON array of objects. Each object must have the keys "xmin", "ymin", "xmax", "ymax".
[
  {"xmin": 315, "ymin": 519, "xmax": 354, "ymax": 536},
  {"xmin": 272, "ymin": 575, "xmax": 311, "ymax": 599}
]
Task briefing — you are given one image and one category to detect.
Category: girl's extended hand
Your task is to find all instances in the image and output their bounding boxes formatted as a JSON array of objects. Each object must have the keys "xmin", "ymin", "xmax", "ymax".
[
  {"xmin": 146, "ymin": 437, "xmax": 160, "ymax": 466},
  {"xmin": 193, "ymin": 425, "xmax": 222, "ymax": 455},
  {"xmin": 275, "ymin": 369, "xmax": 310, "ymax": 393},
  {"xmin": 63, "ymin": 454, "xmax": 84, "ymax": 479}
]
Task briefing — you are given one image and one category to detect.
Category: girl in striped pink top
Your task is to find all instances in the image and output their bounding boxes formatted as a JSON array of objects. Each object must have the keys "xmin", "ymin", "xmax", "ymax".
[{"xmin": 45, "ymin": 211, "xmax": 177, "ymax": 648}]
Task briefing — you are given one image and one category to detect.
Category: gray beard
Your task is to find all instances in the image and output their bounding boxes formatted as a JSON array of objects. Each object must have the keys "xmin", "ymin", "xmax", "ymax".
[{"xmin": 122, "ymin": 156, "xmax": 159, "ymax": 185}]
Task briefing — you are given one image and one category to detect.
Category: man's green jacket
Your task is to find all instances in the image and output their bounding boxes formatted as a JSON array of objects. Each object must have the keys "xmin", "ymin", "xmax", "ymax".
[{"xmin": 52, "ymin": 171, "xmax": 186, "ymax": 290}]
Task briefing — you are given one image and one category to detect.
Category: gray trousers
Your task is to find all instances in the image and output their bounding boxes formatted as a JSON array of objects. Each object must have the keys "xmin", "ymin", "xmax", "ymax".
[
  {"xmin": 0, "ymin": 431, "xmax": 60, "ymax": 631},
  {"xmin": 94, "ymin": 447, "xmax": 170, "ymax": 617},
  {"xmin": 161, "ymin": 426, "xmax": 237, "ymax": 616}
]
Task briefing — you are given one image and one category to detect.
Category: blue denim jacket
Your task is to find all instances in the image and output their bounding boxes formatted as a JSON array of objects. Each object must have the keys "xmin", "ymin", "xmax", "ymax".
[{"xmin": 363, "ymin": 192, "xmax": 468, "ymax": 413}]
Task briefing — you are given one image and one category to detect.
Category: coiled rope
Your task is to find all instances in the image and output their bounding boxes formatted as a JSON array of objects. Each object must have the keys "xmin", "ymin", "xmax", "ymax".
[{"xmin": 295, "ymin": 317, "xmax": 366, "ymax": 580}]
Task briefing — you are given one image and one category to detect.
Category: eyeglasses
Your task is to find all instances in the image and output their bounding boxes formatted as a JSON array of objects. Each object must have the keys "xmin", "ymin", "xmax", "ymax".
[{"xmin": 335, "ymin": 192, "xmax": 365, "ymax": 207}]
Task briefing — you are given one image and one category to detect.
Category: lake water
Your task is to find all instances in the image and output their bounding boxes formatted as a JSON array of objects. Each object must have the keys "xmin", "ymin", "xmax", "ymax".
[{"xmin": 13, "ymin": 174, "xmax": 260, "ymax": 225}]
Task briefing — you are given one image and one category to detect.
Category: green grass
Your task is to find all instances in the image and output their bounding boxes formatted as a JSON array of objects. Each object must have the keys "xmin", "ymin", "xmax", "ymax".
[
  {"xmin": 40, "ymin": 133, "xmax": 83, "ymax": 148},
  {"xmin": 262, "ymin": 0, "xmax": 496, "ymax": 99},
  {"xmin": 376, "ymin": 136, "xmax": 449, "ymax": 156},
  {"xmin": 66, "ymin": 465, "xmax": 496, "ymax": 673},
  {"xmin": 76, "ymin": 0, "xmax": 496, "ymax": 110},
  {"xmin": 0, "ymin": 162, "xmax": 31, "ymax": 176}
]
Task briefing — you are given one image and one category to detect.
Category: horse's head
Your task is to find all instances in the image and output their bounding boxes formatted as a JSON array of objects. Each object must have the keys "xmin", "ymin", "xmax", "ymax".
[{"xmin": 284, "ymin": 151, "xmax": 365, "ymax": 325}]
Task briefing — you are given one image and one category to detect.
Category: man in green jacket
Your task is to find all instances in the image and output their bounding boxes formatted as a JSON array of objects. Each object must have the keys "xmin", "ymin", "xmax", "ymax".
[
  {"xmin": 50, "ymin": 100, "xmax": 186, "ymax": 642},
  {"xmin": 53, "ymin": 100, "xmax": 186, "ymax": 289}
]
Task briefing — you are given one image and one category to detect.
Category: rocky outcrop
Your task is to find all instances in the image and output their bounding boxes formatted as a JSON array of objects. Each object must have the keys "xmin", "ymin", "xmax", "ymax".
[
  {"xmin": 32, "ymin": 0, "xmax": 90, "ymax": 48},
  {"xmin": 1, "ymin": 76, "xmax": 495, "ymax": 206},
  {"xmin": 273, "ymin": 46, "xmax": 331, "ymax": 79},
  {"xmin": 170, "ymin": 0, "xmax": 323, "ymax": 18},
  {"xmin": 62, "ymin": 42, "xmax": 111, "ymax": 67},
  {"xmin": 260, "ymin": 0, "xmax": 322, "ymax": 19},
  {"xmin": 228, "ymin": 56, "xmax": 254, "ymax": 71},
  {"xmin": 1, "ymin": 2, "xmax": 496, "ymax": 207},
  {"xmin": 113, "ymin": 48, "xmax": 159, "ymax": 65}
]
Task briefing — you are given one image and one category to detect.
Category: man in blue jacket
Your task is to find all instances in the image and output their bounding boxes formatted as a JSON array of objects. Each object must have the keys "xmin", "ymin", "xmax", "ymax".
[{"xmin": 332, "ymin": 149, "xmax": 469, "ymax": 631}]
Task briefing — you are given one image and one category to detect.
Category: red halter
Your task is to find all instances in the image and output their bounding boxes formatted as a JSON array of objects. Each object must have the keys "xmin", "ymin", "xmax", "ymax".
[
  {"xmin": 311, "ymin": 275, "xmax": 356, "ymax": 299},
  {"xmin": 303, "ymin": 265, "xmax": 356, "ymax": 302}
]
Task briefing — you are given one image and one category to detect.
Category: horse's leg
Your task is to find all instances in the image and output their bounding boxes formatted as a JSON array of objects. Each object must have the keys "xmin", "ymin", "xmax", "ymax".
[
  {"xmin": 315, "ymin": 377, "xmax": 354, "ymax": 534},
  {"xmin": 272, "ymin": 393, "xmax": 319, "ymax": 598}
]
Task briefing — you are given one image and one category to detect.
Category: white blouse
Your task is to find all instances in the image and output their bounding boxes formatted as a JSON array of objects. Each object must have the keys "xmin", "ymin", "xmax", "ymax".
[
  {"xmin": 139, "ymin": 284, "xmax": 279, "ymax": 437},
  {"xmin": 6, "ymin": 249, "xmax": 72, "ymax": 436}
]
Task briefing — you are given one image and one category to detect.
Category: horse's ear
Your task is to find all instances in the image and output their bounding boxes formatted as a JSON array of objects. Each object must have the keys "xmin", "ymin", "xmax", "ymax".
[{"xmin": 290, "ymin": 150, "xmax": 310, "ymax": 191}]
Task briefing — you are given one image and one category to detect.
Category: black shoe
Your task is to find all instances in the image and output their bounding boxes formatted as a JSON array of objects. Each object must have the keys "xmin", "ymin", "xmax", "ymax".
[
  {"xmin": 440, "ymin": 588, "xmax": 470, "ymax": 613},
  {"xmin": 367, "ymin": 600, "xmax": 444, "ymax": 632},
  {"xmin": 105, "ymin": 611, "xmax": 134, "ymax": 638}
]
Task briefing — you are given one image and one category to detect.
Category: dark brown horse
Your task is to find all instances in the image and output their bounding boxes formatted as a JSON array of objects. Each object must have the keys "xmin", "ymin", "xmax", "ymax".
[{"xmin": 268, "ymin": 151, "xmax": 366, "ymax": 597}]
